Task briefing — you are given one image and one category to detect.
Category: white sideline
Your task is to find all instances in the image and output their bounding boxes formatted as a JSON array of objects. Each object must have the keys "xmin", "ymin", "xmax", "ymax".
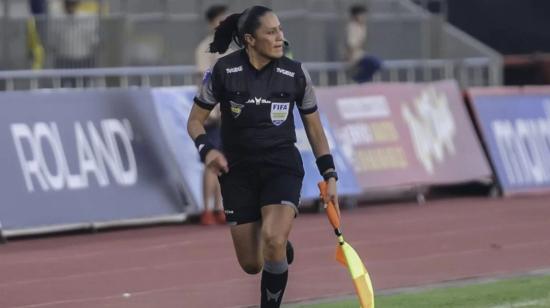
[{"xmin": 489, "ymin": 298, "xmax": 550, "ymax": 308}]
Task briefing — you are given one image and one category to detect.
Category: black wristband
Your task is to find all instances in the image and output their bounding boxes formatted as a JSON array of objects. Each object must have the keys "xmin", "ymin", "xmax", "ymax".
[
  {"xmin": 316, "ymin": 154, "xmax": 335, "ymax": 175},
  {"xmin": 323, "ymin": 171, "xmax": 338, "ymax": 182},
  {"xmin": 194, "ymin": 134, "xmax": 216, "ymax": 163}
]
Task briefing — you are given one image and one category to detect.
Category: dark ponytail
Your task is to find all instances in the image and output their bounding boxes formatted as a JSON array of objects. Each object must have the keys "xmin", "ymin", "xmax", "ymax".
[
  {"xmin": 209, "ymin": 13, "xmax": 240, "ymax": 53},
  {"xmin": 209, "ymin": 6, "xmax": 272, "ymax": 54}
]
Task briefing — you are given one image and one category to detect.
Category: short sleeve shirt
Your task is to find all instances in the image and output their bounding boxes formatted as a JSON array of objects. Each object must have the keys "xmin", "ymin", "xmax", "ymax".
[{"xmin": 194, "ymin": 49, "xmax": 318, "ymax": 155}]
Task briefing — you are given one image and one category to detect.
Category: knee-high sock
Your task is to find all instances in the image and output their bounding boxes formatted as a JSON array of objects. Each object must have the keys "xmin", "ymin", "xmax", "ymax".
[{"xmin": 260, "ymin": 259, "xmax": 288, "ymax": 308}]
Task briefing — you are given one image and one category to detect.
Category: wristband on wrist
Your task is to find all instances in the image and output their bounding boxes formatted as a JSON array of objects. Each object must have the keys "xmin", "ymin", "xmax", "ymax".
[
  {"xmin": 323, "ymin": 170, "xmax": 338, "ymax": 182},
  {"xmin": 316, "ymin": 154, "xmax": 335, "ymax": 175},
  {"xmin": 194, "ymin": 134, "xmax": 216, "ymax": 163}
]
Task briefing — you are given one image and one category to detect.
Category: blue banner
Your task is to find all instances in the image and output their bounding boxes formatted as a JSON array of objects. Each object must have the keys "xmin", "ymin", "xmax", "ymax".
[
  {"xmin": 151, "ymin": 87, "xmax": 205, "ymax": 214},
  {"xmin": 293, "ymin": 109, "xmax": 361, "ymax": 201},
  {"xmin": 471, "ymin": 93, "xmax": 550, "ymax": 195},
  {"xmin": 0, "ymin": 89, "xmax": 186, "ymax": 233}
]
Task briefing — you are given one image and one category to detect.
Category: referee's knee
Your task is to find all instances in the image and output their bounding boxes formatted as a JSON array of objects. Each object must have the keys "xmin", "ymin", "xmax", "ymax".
[
  {"xmin": 262, "ymin": 233, "xmax": 287, "ymax": 258},
  {"xmin": 240, "ymin": 262, "xmax": 262, "ymax": 275}
]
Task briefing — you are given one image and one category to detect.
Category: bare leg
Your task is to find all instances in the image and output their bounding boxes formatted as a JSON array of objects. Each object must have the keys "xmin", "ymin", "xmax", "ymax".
[
  {"xmin": 230, "ymin": 221, "xmax": 263, "ymax": 274},
  {"xmin": 211, "ymin": 172, "xmax": 225, "ymax": 223},
  {"xmin": 214, "ymin": 180, "xmax": 223, "ymax": 211},
  {"xmin": 203, "ymin": 167, "xmax": 219, "ymax": 211},
  {"xmin": 201, "ymin": 167, "xmax": 219, "ymax": 225},
  {"xmin": 261, "ymin": 205, "xmax": 295, "ymax": 261}
]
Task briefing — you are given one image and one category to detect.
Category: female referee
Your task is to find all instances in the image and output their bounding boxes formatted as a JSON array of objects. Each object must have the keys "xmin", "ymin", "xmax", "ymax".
[{"xmin": 187, "ymin": 6, "xmax": 340, "ymax": 307}]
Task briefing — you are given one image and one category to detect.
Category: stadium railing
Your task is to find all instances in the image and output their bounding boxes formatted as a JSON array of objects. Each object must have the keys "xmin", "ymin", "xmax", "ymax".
[{"xmin": 0, "ymin": 57, "xmax": 499, "ymax": 91}]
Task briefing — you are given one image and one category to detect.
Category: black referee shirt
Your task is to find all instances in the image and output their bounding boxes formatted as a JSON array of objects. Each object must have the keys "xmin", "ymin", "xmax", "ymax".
[{"xmin": 194, "ymin": 49, "xmax": 318, "ymax": 155}]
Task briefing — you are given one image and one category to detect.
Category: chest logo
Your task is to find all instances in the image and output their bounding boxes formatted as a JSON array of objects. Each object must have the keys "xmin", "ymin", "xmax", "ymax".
[
  {"xmin": 229, "ymin": 101, "xmax": 244, "ymax": 118},
  {"xmin": 271, "ymin": 102, "xmax": 290, "ymax": 126},
  {"xmin": 246, "ymin": 97, "xmax": 271, "ymax": 105},
  {"xmin": 226, "ymin": 66, "xmax": 243, "ymax": 74},
  {"xmin": 276, "ymin": 67, "xmax": 295, "ymax": 78}
]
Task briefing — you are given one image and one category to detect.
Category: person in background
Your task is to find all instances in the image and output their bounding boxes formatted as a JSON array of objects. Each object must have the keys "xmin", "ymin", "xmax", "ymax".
[
  {"xmin": 51, "ymin": 0, "xmax": 99, "ymax": 86},
  {"xmin": 195, "ymin": 5, "xmax": 232, "ymax": 77},
  {"xmin": 26, "ymin": 0, "xmax": 47, "ymax": 70},
  {"xmin": 194, "ymin": 5, "xmax": 230, "ymax": 225},
  {"xmin": 346, "ymin": 4, "xmax": 381, "ymax": 83},
  {"xmin": 283, "ymin": 40, "xmax": 293, "ymax": 59}
]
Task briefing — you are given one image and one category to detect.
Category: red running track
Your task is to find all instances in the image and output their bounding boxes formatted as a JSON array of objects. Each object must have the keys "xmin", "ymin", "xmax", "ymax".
[{"xmin": 1, "ymin": 196, "xmax": 550, "ymax": 308}]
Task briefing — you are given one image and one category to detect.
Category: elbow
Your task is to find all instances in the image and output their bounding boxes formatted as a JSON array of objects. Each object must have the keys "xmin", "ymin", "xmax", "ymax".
[
  {"xmin": 187, "ymin": 118, "xmax": 205, "ymax": 140},
  {"xmin": 187, "ymin": 119, "xmax": 196, "ymax": 138}
]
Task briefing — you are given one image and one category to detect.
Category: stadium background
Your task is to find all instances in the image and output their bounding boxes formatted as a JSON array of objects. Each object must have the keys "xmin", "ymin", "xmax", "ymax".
[{"xmin": 1, "ymin": 0, "xmax": 549, "ymax": 307}]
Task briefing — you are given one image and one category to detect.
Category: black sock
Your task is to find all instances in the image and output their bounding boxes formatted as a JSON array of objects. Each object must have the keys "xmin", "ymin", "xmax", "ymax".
[{"xmin": 260, "ymin": 259, "xmax": 288, "ymax": 308}]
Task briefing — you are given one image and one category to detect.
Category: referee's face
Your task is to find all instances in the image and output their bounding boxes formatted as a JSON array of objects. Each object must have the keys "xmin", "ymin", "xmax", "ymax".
[{"xmin": 251, "ymin": 12, "xmax": 285, "ymax": 60}]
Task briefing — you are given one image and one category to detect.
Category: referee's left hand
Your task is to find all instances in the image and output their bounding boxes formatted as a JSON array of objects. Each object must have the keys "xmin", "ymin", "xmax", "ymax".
[
  {"xmin": 326, "ymin": 177, "xmax": 340, "ymax": 218},
  {"xmin": 205, "ymin": 149, "xmax": 229, "ymax": 176}
]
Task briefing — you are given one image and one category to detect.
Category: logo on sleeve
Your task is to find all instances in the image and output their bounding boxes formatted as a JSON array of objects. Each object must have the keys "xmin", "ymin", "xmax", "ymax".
[
  {"xmin": 271, "ymin": 102, "xmax": 290, "ymax": 126},
  {"xmin": 229, "ymin": 101, "xmax": 244, "ymax": 118},
  {"xmin": 202, "ymin": 70, "xmax": 211, "ymax": 85}
]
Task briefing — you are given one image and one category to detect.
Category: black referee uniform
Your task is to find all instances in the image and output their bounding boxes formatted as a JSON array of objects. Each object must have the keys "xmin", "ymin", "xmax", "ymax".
[{"xmin": 194, "ymin": 49, "xmax": 318, "ymax": 225}]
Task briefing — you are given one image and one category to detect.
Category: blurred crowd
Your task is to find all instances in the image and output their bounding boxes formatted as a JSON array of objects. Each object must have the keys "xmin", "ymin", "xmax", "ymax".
[{"xmin": 23, "ymin": 1, "xmax": 382, "ymax": 85}]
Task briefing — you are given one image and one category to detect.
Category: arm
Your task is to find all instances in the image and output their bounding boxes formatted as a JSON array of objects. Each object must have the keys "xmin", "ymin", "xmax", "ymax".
[
  {"xmin": 347, "ymin": 23, "xmax": 365, "ymax": 51},
  {"xmin": 187, "ymin": 66, "xmax": 228, "ymax": 175},
  {"xmin": 187, "ymin": 103, "xmax": 210, "ymax": 140},
  {"xmin": 187, "ymin": 104, "xmax": 228, "ymax": 175},
  {"xmin": 300, "ymin": 111, "xmax": 330, "ymax": 158},
  {"xmin": 297, "ymin": 63, "xmax": 340, "ymax": 215},
  {"xmin": 301, "ymin": 111, "xmax": 339, "ymax": 216}
]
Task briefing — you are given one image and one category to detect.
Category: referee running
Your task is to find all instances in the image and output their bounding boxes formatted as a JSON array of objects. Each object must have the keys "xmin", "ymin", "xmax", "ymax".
[{"xmin": 187, "ymin": 6, "xmax": 340, "ymax": 307}]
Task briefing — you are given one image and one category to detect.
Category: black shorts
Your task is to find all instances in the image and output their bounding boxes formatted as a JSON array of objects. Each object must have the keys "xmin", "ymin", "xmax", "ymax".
[{"xmin": 218, "ymin": 146, "xmax": 305, "ymax": 225}]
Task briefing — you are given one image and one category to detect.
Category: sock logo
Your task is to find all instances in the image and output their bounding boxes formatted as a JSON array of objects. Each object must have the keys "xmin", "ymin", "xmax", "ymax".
[{"xmin": 266, "ymin": 289, "xmax": 282, "ymax": 302}]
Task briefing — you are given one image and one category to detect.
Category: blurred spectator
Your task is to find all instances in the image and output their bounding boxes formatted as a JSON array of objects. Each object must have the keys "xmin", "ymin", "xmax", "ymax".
[
  {"xmin": 346, "ymin": 4, "xmax": 381, "ymax": 83},
  {"xmin": 29, "ymin": 0, "xmax": 47, "ymax": 15},
  {"xmin": 283, "ymin": 40, "xmax": 293, "ymax": 59},
  {"xmin": 194, "ymin": 4, "xmax": 230, "ymax": 225},
  {"xmin": 195, "ymin": 5, "xmax": 232, "ymax": 77},
  {"xmin": 26, "ymin": 18, "xmax": 45, "ymax": 70},
  {"xmin": 26, "ymin": 0, "xmax": 47, "ymax": 70},
  {"xmin": 51, "ymin": 0, "xmax": 99, "ymax": 86}
]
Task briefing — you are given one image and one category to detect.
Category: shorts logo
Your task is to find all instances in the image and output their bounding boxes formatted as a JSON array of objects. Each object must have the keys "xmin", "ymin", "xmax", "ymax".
[
  {"xmin": 230, "ymin": 101, "xmax": 244, "ymax": 118},
  {"xmin": 226, "ymin": 66, "xmax": 243, "ymax": 74},
  {"xmin": 271, "ymin": 102, "xmax": 290, "ymax": 126}
]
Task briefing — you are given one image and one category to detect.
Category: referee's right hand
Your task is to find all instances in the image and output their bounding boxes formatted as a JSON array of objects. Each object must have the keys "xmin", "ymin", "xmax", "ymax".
[{"xmin": 205, "ymin": 149, "xmax": 229, "ymax": 176}]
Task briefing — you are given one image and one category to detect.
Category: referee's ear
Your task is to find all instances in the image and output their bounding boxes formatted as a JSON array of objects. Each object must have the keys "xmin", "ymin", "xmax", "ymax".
[{"xmin": 244, "ymin": 33, "xmax": 255, "ymax": 47}]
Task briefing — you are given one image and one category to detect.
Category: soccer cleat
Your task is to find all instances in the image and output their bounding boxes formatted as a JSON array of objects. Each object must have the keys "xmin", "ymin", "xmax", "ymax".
[{"xmin": 286, "ymin": 240, "xmax": 294, "ymax": 265}]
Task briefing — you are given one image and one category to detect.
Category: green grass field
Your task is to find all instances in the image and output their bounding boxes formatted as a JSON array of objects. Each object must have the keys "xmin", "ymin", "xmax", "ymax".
[{"xmin": 294, "ymin": 274, "xmax": 550, "ymax": 308}]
